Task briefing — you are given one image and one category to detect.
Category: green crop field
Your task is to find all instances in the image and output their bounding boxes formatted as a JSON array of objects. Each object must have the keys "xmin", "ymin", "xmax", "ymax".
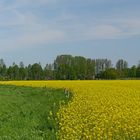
[{"xmin": 0, "ymin": 85, "xmax": 70, "ymax": 140}]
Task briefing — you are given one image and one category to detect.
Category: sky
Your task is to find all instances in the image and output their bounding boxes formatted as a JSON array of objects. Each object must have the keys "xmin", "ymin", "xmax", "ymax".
[{"xmin": 0, "ymin": 0, "xmax": 140, "ymax": 67}]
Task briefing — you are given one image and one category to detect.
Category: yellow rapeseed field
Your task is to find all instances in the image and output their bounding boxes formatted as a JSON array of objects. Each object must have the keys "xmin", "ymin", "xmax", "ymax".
[{"xmin": 1, "ymin": 80, "xmax": 140, "ymax": 140}]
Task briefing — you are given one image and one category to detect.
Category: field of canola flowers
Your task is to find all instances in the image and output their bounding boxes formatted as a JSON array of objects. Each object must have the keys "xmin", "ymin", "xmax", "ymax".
[{"xmin": 1, "ymin": 80, "xmax": 140, "ymax": 140}]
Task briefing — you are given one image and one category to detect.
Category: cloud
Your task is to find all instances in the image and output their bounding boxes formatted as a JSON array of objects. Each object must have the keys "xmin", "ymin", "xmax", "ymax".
[
  {"xmin": 14, "ymin": 29, "xmax": 65, "ymax": 47},
  {"xmin": 0, "ymin": 3, "xmax": 65, "ymax": 51},
  {"xmin": 0, "ymin": 0, "xmax": 140, "ymax": 53},
  {"xmin": 0, "ymin": 29, "xmax": 65, "ymax": 53},
  {"xmin": 81, "ymin": 18, "xmax": 140, "ymax": 40},
  {"xmin": 83, "ymin": 25, "xmax": 122, "ymax": 39}
]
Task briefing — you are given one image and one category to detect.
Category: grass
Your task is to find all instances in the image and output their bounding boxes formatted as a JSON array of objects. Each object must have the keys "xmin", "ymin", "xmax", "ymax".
[{"xmin": 0, "ymin": 84, "xmax": 70, "ymax": 140}]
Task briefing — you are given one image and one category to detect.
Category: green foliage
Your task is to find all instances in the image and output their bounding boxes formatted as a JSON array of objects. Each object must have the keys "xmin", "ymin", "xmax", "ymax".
[
  {"xmin": 116, "ymin": 59, "xmax": 128, "ymax": 70},
  {"xmin": 54, "ymin": 55, "xmax": 95, "ymax": 80},
  {"xmin": 101, "ymin": 68, "xmax": 119, "ymax": 79},
  {"xmin": 0, "ymin": 56, "xmax": 140, "ymax": 80},
  {"xmin": 0, "ymin": 85, "xmax": 70, "ymax": 139},
  {"xmin": 128, "ymin": 65, "xmax": 137, "ymax": 77},
  {"xmin": 136, "ymin": 66, "xmax": 140, "ymax": 77},
  {"xmin": 30, "ymin": 63, "xmax": 43, "ymax": 80},
  {"xmin": 44, "ymin": 64, "xmax": 54, "ymax": 80}
]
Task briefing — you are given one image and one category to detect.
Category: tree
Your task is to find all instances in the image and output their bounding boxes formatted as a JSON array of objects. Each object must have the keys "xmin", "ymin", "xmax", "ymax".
[
  {"xmin": 19, "ymin": 62, "xmax": 27, "ymax": 80},
  {"xmin": 19, "ymin": 61, "xmax": 24, "ymax": 68},
  {"xmin": 128, "ymin": 65, "xmax": 137, "ymax": 78},
  {"xmin": 54, "ymin": 55, "xmax": 95, "ymax": 80},
  {"xmin": 54, "ymin": 55, "xmax": 73, "ymax": 80},
  {"xmin": 7, "ymin": 66, "xmax": 13, "ymax": 80},
  {"xmin": 30, "ymin": 63, "xmax": 43, "ymax": 80},
  {"xmin": 27, "ymin": 64, "xmax": 32, "ymax": 80},
  {"xmin": 116, "ymin": 59, "xmax": 128, "ymax": 70},
  {"xmin": 7, "ymin": 63, "xmax": 19, "ymax": 80},
  {"xmin": 44, "ymin": 64, "xmax": 54, "ymax": 80},
  {"xmin": 12, "ymin": 63, "xmax": 19, "ymax": 80},
  {"xmin": 101, "ymin": 68, "xmax": 119, "ymax": 79},
  {"xmin": 0, "ymin": 55, "xmax": 139, "ymax": 81},
  {"xmin": 74, "ymin": 56, "xmax": 87, "ymax": 79},
  {"xmin": 0, "ymin": 59, "xmax": 7, "ymax": 80},
  {"xmin": 95, "ymin": 59, "xmax": 112, "ymax": 75},
  {"xmin": 138, "ymin": 60, "xmax": 140, "ymax": 67},
  {"xmin": 86, "ymin": 59, "xmax": 95, "ymax": 79},
  {"xmin": 136, "ymin": 66, "xmax": 140, "ymax": 78}
]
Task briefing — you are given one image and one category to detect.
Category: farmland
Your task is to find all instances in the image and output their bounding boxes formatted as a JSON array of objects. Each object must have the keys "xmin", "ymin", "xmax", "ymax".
[
  {"xmin": 0, "ymin": 80, "xmax": 140, "ymax": 140},
  {"xmin": 0, "ymin": 84, "xmax": 70, "ymax": 139}
]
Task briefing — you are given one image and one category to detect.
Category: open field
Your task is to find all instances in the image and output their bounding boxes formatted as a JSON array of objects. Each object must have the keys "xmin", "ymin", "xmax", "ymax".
[
  {"xmin": 0, "ymin": 85, "xmax": 70, "ymax": 140},
  {"xmin": 1, "ymin": 80, "xmax": 140, "ymax": 140}
]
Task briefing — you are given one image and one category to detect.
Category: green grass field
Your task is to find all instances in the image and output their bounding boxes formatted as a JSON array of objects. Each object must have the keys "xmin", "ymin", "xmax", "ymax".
[{"xmin": 0, "ymin": 85, "xmax": 70, "ymax": 140}]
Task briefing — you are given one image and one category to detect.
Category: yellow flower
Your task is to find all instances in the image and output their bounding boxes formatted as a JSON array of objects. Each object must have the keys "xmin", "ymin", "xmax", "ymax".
[{"xmin": 1, "ymin": 80, "xmax": 140, "ymax": 139}]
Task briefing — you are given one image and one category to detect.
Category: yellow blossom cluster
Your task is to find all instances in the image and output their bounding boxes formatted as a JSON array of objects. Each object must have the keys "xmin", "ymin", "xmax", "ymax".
[{"xmin": 1, "ymin": 80, "xmax": 140, "ymax": 140}]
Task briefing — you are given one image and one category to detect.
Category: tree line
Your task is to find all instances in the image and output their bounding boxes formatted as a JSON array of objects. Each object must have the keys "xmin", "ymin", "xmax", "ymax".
[{"xmin": 0, "ymin": 55, "xmax": 140, "ymax": 80}]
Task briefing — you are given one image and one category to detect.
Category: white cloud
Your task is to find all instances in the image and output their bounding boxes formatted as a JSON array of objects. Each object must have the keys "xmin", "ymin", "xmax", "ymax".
[
  {"xmin": 0, "ymin": 5, "xmax": 65, "ymax": 51},
  {"xmin": 84, "ymin": 25, "xmax": 122, "ymax": 39},
  {"xmin": 15, "ymin": 29, "xmax": 65, "ymax": 47},
  {"xmin": 0, "ymin": 0, "xmax": 140, "ymax": 52},
  {"xmin": 81, "ymin": 18, "xmax": 140, "ymax": 40},
  {"xmin": 0, "ymin": 29, "xmax": 65, "ymax": 52}
]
